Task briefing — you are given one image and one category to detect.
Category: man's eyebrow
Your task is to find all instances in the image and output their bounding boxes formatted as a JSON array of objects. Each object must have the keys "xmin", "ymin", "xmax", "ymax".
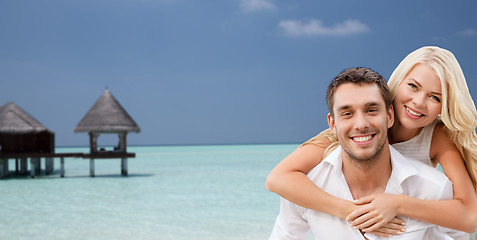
[
  {"xmin": 336, "ymin": 105, "xmax": 351, "ymax": 112},
  {"xmin": 366, "ymin": 102, "xmax": 380, "ymax": 107},
  {"xmin": 337, "ymin": 102, "xmax": 381, "ymax": 111}
]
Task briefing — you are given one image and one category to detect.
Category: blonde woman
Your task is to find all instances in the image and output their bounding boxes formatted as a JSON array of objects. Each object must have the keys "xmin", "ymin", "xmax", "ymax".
[{"xmin": 266, "ymin": 46, "xmax": 477, "ymax": 237}]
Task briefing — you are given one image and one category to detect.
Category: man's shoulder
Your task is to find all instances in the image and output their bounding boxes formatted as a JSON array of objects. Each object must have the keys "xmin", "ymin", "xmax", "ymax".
[
  {"xmin": 404, "ymin": 155, "xmax": 448, "ymax": 184},
  {"xmin": 389, "ymin": 146, "xmax": 452, "ymax": 200},
  {"xmin": 306, "ymin": 146, "xmax": 341, "ymax": 179}
]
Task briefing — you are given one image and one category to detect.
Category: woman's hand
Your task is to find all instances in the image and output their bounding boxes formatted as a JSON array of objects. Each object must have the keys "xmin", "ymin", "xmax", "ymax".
[{"xmin": 347, "ymin": 193, "xmax": 404, "ymax": 232}]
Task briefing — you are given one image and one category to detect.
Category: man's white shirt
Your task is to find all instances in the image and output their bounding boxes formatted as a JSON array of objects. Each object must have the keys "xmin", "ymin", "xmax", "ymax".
[{"xmin": 269, "ymin": 146, "xmax": 466, "ymax": 240}]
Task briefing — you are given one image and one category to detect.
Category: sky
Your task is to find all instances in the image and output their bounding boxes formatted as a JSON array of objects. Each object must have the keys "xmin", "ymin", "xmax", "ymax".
[{"xmin": 1, "ymin": 0, "xmax": 476, "ymax": 147}]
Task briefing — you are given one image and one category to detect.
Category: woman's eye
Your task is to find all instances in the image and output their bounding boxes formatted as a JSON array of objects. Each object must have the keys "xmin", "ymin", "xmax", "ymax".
[
  {"xmin": 408, "ymin": 83, "xmax": 418, "ymax": 90},
  {"xmin": 430, "ymin": 95, "xmax": 441, "ymax": 102}
]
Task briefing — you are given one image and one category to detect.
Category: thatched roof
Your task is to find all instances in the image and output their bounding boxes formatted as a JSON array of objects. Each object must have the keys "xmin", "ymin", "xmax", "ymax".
[
  {"xmin": 0, "ymin": 102, "xmax": 53, "ymax": 134},
  {"xmin": 74, "ymin": 89, "xmax": 141, "ymax": 133}
]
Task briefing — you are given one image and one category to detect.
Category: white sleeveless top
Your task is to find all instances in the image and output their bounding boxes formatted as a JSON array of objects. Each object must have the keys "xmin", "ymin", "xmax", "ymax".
[
  {"xmin": 391, "ymin": 120, "xmax": 439, "ymax": 168},
  {"xmin": 392, "ymin": 120, "xmax": 470, "ymax": 239}
]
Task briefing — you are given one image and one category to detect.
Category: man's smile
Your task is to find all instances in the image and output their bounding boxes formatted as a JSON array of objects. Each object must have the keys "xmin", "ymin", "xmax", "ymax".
[{"xmin": 351, "ymin": 134, "xmax": 375, "ymax": 144}]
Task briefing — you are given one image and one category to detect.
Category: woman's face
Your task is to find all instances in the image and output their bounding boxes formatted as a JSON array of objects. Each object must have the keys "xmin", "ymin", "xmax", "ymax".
[{"xmin": 393, "ymin": 63, "xmax": 442, "ymax": 130}]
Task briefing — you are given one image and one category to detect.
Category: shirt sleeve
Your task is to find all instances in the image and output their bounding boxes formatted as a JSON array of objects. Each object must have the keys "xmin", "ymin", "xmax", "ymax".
[
  {"xmin": 269, "ymin": 198, "xmax": 310, "ymax": 240},
  {"xmin": 439, "ymin": 179, "xmax": 453, "ymax": 200},
  {"xmin": 436, "ymin": 180, "xmax": 470, "ymax": 239}
]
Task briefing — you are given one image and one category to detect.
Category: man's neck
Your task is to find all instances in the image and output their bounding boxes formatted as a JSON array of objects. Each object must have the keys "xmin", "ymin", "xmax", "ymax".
[{"xmin": 342, "ymin": 146, "xmax": 392, "ymax": 200}]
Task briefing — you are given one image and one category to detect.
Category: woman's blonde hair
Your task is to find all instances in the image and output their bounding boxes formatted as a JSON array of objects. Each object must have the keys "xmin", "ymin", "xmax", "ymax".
[
  {"xmin": 301, "ymin": 128, "xmax": 338, "ymax": 158},
  {"xmin": 388, "ymin": 46, "xmax": 477, "ymax": 192},
  {"xmin": 304, "ymin": 46, "xmax": 477, "ymax": 192}
]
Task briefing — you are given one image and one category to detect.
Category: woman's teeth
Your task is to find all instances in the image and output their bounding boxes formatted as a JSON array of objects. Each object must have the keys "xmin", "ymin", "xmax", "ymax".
[{"xmin": 406, "ymin": 107, "xmax": 423, "ymax": 117}]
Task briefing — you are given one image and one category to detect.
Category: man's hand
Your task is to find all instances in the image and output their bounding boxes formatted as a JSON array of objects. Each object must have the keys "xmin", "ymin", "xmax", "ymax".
[{"xmin": 366, "ymin": 217, "xmax": 406, "ymax": 237}]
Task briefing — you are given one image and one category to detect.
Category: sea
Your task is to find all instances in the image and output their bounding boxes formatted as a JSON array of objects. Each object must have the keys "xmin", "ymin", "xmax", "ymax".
[
  {"xmin": 0, "ymin": 144, "xmax": 296, "ymax": 240},
  {"xmin": 2, "ymin": 144, "xmax": 476, "ymax": 240}
]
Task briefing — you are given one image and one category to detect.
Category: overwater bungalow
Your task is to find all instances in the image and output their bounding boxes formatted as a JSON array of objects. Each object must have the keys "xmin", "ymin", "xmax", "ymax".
[
  {"xmin": 74, "ymin": 89, "xmax": 140, "ymax": 177},
  {"xmin": 0, "ymin": 102, "xmax": 55, "ymax": 177}
]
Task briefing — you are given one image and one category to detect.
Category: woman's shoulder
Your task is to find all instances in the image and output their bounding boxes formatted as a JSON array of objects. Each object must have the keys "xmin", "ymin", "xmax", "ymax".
[
  {"xmin": 431, "ymin": 120, "xmax": 459, "ymax": 161},
  {"xmin": 432, "ymin": 120, "xmax": 451, "ymax": 142}
]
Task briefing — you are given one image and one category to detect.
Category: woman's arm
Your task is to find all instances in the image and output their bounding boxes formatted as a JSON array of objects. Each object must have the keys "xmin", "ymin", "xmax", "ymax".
[
  {"xmin": 265, "ymin": 143, "xmax": 357, "ymax": 219},
  {"xmin": 398, "ymin": 125, "xmax": 477, "ymax": 232},
  {"xmin": 349, "ymin": 124, "xmax": 477, "ymax": 233}
]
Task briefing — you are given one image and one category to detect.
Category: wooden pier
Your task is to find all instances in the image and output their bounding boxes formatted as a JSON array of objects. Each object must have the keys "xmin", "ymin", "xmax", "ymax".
[
  {"xmin": 0, "ymin": 152, "xmax": 135, "ymax": 179},
  {"xmin": 0, "ymin": 89, "xmax": 140, "ymax": 179},
  {"xmin": 83, "ymin": 151, "xmax": 136, "ymax": 177}
]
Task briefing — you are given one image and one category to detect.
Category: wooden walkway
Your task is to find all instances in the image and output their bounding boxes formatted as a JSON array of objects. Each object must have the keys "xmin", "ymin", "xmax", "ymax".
[{"xmin": 0, "ymin": 152, "xmax": 135, "ymax": 178}]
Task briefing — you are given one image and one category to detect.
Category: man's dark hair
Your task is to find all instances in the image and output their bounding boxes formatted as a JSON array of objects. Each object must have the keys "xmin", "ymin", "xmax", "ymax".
[{"xmin": 326, "ymin": 67, "xmax": 392, "ymax": 116}]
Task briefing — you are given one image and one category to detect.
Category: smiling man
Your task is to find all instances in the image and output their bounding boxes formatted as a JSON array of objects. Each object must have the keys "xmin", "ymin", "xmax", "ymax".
[{"xmin": 269, "ymin": 67, "xmax": 455, "ymax": 239}]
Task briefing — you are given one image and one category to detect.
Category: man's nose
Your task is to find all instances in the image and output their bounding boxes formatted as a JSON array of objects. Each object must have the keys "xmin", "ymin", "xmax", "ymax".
[{"xmin": 354, "ymin": 113, "xmax": 370, "ymax": 130}]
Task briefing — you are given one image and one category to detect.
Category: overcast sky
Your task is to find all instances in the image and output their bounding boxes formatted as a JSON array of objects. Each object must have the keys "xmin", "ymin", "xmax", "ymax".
[{"xmin": 1, "ymin": 0, "xmax": 476, "ymax": 147}]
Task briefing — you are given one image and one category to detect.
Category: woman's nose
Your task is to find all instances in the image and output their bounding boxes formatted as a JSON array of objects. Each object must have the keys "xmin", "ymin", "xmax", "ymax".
[{"xmin": 412, "ymin": 92, "xmax": 427, "ymax": 107}]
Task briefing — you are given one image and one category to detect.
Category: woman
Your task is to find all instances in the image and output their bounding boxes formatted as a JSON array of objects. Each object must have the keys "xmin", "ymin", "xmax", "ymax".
[{"xmin": 265, "ymin": 46, "xmax": 477, "ymax": 237}]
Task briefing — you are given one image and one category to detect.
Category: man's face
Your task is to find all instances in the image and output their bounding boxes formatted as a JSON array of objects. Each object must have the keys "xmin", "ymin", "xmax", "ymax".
[{"xmin": 328, "ymin": 83, "xmax": 394, "ymax": 164}]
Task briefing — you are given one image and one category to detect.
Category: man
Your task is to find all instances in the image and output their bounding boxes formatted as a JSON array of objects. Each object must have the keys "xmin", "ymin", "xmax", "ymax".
[{"xmin": 269, "ymin": 67, "xmax": 455, "ymax": 239}]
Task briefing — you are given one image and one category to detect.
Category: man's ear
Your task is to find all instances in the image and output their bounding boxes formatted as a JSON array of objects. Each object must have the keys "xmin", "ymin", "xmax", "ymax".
[
  {"xmin": 387, "ymin": 105, "xmax": 394, "ymax": 129},
  {"xmin": 328, "ymin": 113, "xmax": 337, "ymax": 135}
]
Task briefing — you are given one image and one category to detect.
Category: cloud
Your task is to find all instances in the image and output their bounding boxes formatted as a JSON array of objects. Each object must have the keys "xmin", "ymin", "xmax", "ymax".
[
  {"xmin": 240, "ymin": 0, "xmax": 276, "ymax": 12},
  {"xmin": 278, "ymin": 19, "xmax": 370, "ymax": 37},
  {"xmin": 456, "ymin": 28, "xmax": 476, "ymax": 37}
]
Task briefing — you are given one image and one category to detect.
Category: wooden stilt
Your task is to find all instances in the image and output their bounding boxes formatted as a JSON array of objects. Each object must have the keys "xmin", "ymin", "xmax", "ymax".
[
  {"xmin": 121, "ymin": 158, "xmax": 128, "ymax": 176},
  {"xmin": 15, "ymin": 159, "xmax": 19, "ymax": 174},
  {"xmin": 90, "ymin": 158, "xmax": 95, "ymax": 177},
  {"xmin": 30, "ymin": 158, "xmax": 36, "ymax": 178},
  {"xmin": 45, "ymin": 157, "xmax": 54, "ymax": 175},
  {"xmin": 3, "ymin": 159, "xmax": 9, "ymax": 177},
  {"xmin": 60, "ymin": 157, "xmax": 65, "ymax": 178},
  {"xmin": 35, "ymin": 158, "xmax": 41, "ymax": 173},
  {"xmin": 0, "ymin": 159, "xmax": 4, "ymax": 179},
  {"xmin": 20, "ymin": 158, "xmax": 27, "ymax": 175}
]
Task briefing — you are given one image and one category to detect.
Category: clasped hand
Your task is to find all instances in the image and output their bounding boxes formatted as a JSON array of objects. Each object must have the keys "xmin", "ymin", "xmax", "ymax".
[{"xmin": 346, "ymin": 193, "xmax": 407, "ymax": 238}]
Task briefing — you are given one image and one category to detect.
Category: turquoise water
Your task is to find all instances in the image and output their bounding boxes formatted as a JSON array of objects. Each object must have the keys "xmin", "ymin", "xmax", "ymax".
[{"xmin": 0, "ymin": 144, "xmax": 296, "ymax": 240}]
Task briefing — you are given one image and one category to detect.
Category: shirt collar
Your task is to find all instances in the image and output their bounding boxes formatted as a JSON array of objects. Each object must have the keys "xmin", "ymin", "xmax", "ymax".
[
  {"xmin": 386, "ymin": 146, "xmax": 419, "ymax": 194},
  {"xmin": 321, "ymin": 146, "xmax": 344, "ymax": 173},
  {"xmin": 322, "ymin": 145, "xmax": 419, "ymax": 194}
]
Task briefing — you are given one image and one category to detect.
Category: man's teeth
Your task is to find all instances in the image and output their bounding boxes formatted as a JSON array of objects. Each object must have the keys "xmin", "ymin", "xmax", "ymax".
[
  {"xmin": 406, "ymin": 107, "xmax": 423, "ymax": 117},
  {"xmin": 353, "ymin": 136, "xmax": 372, "ymax": 142}
]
